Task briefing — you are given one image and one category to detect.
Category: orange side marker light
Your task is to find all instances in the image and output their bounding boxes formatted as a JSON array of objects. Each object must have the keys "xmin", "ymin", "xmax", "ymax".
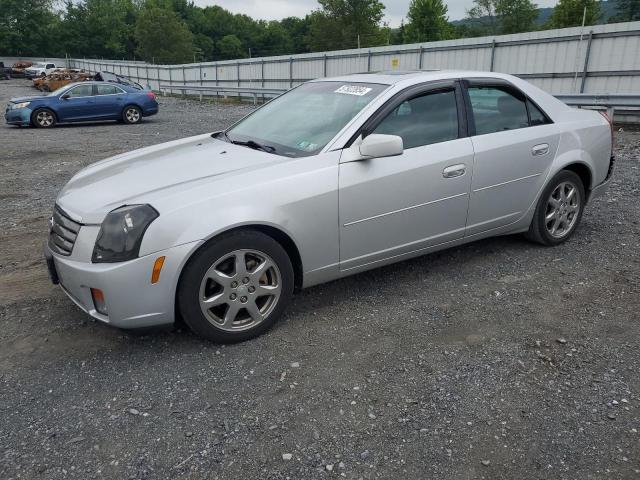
[{"xmin": 151, "ymin": 256, "xmax": 166, "ymax": 284}]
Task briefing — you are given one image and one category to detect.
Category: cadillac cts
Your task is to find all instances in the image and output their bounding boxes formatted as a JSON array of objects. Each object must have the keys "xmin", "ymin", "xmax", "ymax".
[{"xmin": 44, "ymin": 71, "xmax": 615, "ymax": 342}]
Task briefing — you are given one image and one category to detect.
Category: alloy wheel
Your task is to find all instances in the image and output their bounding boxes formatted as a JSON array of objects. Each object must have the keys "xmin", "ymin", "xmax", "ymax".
[
  {"xmin": 198, "ymin": 249, "xmax": 282, "ymax": 331},
  {"xmin": 544, "ymin": 181, "xmax": 581, "ymax": 239},
  {"xmin": 36, "ymin": 111, "xmax": 54, "ymax": 127},
  {"xmin": 125, "ymin": 108, "xmax": 140, "ymax": 123}
]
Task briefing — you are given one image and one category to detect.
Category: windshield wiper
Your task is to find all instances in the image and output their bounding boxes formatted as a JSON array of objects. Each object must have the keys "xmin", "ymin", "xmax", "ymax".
[
  {"xmin": 230, "ymin": 139, "xmax": 276, "ymax": 153},
  {"xmin": 212, "ymin": 131, "xmax": 276, "ymax": 154}
]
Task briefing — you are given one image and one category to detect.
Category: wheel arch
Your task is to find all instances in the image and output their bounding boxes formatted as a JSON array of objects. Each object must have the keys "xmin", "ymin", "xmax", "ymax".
[
  {"xmin": 122, "ymin": 103, "xmax": 143, "ymax": 117},
  {"xmin": 30, "ymin": 106, "xmax": 58, "ymax": 125},
  {"xmin": 177, "ymin": 224, "xmax": 304, "ymax": 293},
  {"xmin": 561, "ymin": 162, "xmax": 593, "ymax": 197}
]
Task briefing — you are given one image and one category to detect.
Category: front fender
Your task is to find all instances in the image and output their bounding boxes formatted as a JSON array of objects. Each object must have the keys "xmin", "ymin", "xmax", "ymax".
[{"xmin": 138, "ymin": 151, "xmax": 341, "ymax": 279}]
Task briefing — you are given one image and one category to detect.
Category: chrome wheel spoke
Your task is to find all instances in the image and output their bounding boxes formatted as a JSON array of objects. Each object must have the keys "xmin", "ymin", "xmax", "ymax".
[
  {"xmin": 202, "ymin": 291, "xmax": 226, "ymax": 307},
  {"xmin": 256, "ymin": 284, "xmax": 280, "ymax": 297},
  {"xmin": 234, "ymin": 252, "xmax": 247, "ymax": 276},
  {"xmin": 223, "ymin": 303, "xmax": 240, "ymax": 326},
  {"xmin": 205, "ymin": 267, "xmax": 233, "ymax": 288},
  {"xmin": 245, "ymin": 300, "xmax": 263, "ymax": 322},
  {"xmin": 250, "ymin": 258, "xmax": 272, "ymax": 279}
]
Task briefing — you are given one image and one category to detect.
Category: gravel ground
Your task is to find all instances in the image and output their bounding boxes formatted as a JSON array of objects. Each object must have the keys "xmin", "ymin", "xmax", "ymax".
[{"xmin": 1, "ymin": 78, "xmax": 639, "ymax": 480}]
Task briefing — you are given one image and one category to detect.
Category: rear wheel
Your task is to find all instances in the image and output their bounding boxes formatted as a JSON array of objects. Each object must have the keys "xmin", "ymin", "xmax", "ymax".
[
  {"xmin": 122, "ymin": 105, "xmax": 142, "ymax": 124},
  {"xmin": 32, "ymin": 108, "xmax": 56, "ymax": 128},
  {"xmin": 526, "ymin": 170, "xmax": 585, "ymax": 245},
  {"xmin": 177, "ymin": 230, "xmax": 294, "ymax": 343}
]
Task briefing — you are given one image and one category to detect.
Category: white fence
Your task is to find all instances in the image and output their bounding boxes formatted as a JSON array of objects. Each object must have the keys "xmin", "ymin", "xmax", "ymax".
[{"xmin": 66, "ymin": 21, "xmax": 640, "ymax": 97}]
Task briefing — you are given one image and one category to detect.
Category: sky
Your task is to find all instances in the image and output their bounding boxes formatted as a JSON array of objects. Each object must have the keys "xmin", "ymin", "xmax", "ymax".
[{"xmin": 193, "ymin": 0, "xmax": 560, "ymax": 26}]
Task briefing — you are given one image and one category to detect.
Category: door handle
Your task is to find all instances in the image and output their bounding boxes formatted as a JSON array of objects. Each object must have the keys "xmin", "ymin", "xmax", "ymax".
[
  {"xmin": 443, "ymin": 164, "xmax": 466, "ymax": 178},
  {"xmin": 532, "ymin": 143, "xmax": 549, "ymax": 156}
]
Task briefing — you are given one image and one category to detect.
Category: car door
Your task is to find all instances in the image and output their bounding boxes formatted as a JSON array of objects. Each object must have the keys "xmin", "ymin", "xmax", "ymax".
[
  {"xmin": 339, "ymin": 81, "xmax": 474, "ymax": 271},
  {"xmin": 93, "ymin": 84, "xmax": 126, "ymax": 119},
  {"xmin": 463, "ymin": 79, "xmax": 560, "ymax": 236},
  {"xmin": 56, "ymin": 84, "xmax": 96, "ymax": 121}
]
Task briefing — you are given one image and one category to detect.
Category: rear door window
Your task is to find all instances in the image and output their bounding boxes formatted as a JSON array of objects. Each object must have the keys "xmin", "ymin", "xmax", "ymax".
[
  {"xmin": 468, "ymin": 86, "xmax": 529, "ymax": 135},
  {"xmin": 96, "ymin": 85, "xmax": 121, "ymax": 95},
  {"xmin": 527, "ymin": 99, "xmax": 550, "ymax": 126}
]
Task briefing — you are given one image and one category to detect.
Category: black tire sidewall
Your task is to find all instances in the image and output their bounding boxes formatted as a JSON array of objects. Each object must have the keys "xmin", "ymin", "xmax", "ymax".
[
  {"xmin": 122, "ymin": 105, "xmax": 142, "ymax": 124},
  {"xmin": 534, "ymin": 170, "xmax": 585, "ymax": 245},
  {"xmin": 31, "ymin": 108, "xmax": 56, "ymax": 128},
  {"xmin": 177, "ymin": 230, "xmax": 294, "ymax": 343}
]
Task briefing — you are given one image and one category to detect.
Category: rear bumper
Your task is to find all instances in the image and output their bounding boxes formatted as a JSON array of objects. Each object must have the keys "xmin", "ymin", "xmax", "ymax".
[
  {"xmin": 143, "ymin": 104, "xmax": 159, "ymax": 116},
  {"xmin": 44, "ymin": 240, "xmax": 201, "ymax": 329},
  {"xmin": 589, "ymin": 155, "xmax": 615, "ymax": 202}
]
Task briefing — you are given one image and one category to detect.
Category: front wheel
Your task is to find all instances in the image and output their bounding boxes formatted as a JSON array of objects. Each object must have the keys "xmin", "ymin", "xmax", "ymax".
[
  {"xmin": 32, "ymin": 108, "xmax": 56, "ymax": 128},
  {"xmin": 177, "ymin": 230, "xmax": 294, "ymax": 343},
  {"xmin": 122, "ymin": 105, "xmax": 142, "ymax": 124},
  {"xmin": 526, "ymin": 170, "xmax": 585, "ymax": 245}
]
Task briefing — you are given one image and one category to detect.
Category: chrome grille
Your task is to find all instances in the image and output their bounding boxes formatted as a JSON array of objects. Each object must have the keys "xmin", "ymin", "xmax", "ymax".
[{"xmin": 48, "ymin": 206, "xmax": 81, "ymax": 256}]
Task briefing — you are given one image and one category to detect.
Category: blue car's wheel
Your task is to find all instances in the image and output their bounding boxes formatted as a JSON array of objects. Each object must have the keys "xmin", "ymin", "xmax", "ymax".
[
  {"xmin": 122, "ymin": 105, "xmax": 142, "ymax": 124},
  {"xmin": 32, "ymin": 108, "xmax": 56, "ymax": 128}
]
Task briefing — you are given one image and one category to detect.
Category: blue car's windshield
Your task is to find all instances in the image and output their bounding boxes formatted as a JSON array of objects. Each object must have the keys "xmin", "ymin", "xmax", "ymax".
[
  {"xmin": 226, "ymin": 81, "xmax": 387, "ymax": 157},
  {"xmin": 48, "ymin": 84, "xmax": 73, "ymax": 96}
]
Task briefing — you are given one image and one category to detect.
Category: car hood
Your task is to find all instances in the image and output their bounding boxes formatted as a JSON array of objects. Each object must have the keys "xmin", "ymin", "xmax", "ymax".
[
  {"xmin": 56, "ymin": 133, "xmax": 286, "ymax": 224},
  {"xmin": 10, "ymin": 95, "xmax": 49, "ymax": 103}
]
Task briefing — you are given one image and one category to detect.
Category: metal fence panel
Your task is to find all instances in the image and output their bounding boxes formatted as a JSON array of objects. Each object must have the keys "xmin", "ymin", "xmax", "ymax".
[{"xmin": 68, "ymin": 21, "xmax": 640, "ymax": 98}]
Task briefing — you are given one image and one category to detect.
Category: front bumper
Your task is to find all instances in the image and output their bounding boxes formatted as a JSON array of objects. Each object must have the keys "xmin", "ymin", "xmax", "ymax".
[
  {"xmin": 589, "ymin": 155, "xmax": 615, "ymax": 202},
  {"xmin": 5, "ymin": 107, "xmax": 32, "ymax": 126},
  {"xmin": 44, "ymin": 240, "xmax": 201, "ymax": 329}
]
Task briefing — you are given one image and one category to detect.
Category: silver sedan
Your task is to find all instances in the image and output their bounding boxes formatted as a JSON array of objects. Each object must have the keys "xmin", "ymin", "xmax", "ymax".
[{"xmin": 45, "ymin": 70, "xmax": 615, "ymax": 342}]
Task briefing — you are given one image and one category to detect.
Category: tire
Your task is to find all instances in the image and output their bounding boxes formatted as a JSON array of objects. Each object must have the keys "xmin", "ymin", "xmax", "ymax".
[
  {"xmin": 31, "ymin": 108, "xmax": 56, "ymax": 128},
  {"xmin": 525, "ymin": 170, "xmax": 585, "ymax": 246},
  {"xmin": 177, "ymin": 230, "xmax": 294, "ymax": 343},
  {"xmin": 122, "ymin": 105, "xmax": 142, "ymax": 124}
]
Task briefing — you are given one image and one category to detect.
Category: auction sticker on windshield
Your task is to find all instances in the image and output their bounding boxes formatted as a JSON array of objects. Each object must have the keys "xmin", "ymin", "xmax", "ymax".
[{"xmin": 334, "ymin": 85, "xmax": 373, "ymax": 96}]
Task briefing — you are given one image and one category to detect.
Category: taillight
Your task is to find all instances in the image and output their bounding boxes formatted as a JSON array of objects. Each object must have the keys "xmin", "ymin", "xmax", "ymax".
[
  {"xmin": 598, "ymin": 110, "xmax": 614, "ymax": 156},
  {"xmin": 146, "ymin": 91, "xmax": 156, "ymax": 100}
]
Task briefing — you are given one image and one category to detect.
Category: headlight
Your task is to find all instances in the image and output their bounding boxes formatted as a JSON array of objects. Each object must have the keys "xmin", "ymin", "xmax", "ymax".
[
  {"xmin": 92, "ymin": 204, "xmax": 159, "ymax": 263},
  {"xmin": 12, "ymin": 102, "xmax": 30, "ymax": 109}
]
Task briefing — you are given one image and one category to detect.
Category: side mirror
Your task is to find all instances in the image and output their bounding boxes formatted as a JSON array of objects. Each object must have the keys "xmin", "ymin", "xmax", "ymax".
[
  {"xmin": 60, "ymin": 93, "xmax": 70, "ymax": 100},
  {"xmin": 359, "ymin": 134, "xmax": 403, "ymax": 159}
]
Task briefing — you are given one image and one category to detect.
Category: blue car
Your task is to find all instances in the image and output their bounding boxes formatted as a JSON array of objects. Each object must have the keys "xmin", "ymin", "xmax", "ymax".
[{"xmin": 5, "ymin": 81, "xmax": 159, "ymax": 128}]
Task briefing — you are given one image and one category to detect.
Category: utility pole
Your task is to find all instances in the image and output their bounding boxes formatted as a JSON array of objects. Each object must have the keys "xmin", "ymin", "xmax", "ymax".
[{"xmin": 357, "ymin": 34, "xmax": 360, "ymax": 50}]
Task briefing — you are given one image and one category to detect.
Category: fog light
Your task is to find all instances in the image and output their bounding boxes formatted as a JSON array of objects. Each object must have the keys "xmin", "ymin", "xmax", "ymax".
[{"xmin": 91, "ymin": 288, "xmax": 108, "ymax": 315}]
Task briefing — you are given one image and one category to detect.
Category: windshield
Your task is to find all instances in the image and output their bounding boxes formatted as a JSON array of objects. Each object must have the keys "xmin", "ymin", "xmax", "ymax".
[
  {"xmin": 226, "ymin": 81, "xmax": 387, "ymax": 157},
  {"xmin": 49, "ymin": 84, "xmax": 75, "ymax": 96}
]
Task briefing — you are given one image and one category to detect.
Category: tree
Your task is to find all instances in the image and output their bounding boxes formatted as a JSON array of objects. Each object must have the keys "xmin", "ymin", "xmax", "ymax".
[
  {"xmin": 548, "ymin": 0, "xmax": 601, "ymax": 28},
  {"xmin": 613, "ymin": 0, "xmax": 640, "ymax": 21},
  {"xmin": 307, "ymin": 0, "xmax": 386, "ymax": 51},
  {"xmin": 466, "ymin": 0, "xmax": 499, "ymax": 34},
  {"xmin": 496, "ymin": 0, "xmax": 538, "ymax": 34},
  {"xmin": 135, "ymin": 6, "xmax": 194, "ymax": 63},
  {"xmin": 0, "ymin": 0, "xmax": 59, "ymax": 56},
  {"xmin": 216, "ymin": 34, "xmax": 245, "ymax": 60},
  {"xmin": 403, "ymin": 0, "xmax": 452, "ymax": 43},
  {"xmin": 280, "ymin": 16, "xmax": 312, "ymax": 53}
]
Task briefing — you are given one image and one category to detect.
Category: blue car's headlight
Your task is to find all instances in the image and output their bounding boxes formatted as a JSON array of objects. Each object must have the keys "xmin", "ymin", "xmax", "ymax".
[
  {"xmin": 12, "ymin": 102, "xmax": 30, "ymax": 109},
  {"xmin": 92, "ymin": 204, "xmax": 159, "ymax": 263}
]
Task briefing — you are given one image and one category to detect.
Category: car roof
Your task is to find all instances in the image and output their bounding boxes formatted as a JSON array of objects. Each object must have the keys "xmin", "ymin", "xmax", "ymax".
[
  {"xmin": 313, "ymin": 69, "xmax": 520, "ymax": 86},
  {"xmin": 63, "ymin": 81, "xmax": 133, "ymax": 88}
]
